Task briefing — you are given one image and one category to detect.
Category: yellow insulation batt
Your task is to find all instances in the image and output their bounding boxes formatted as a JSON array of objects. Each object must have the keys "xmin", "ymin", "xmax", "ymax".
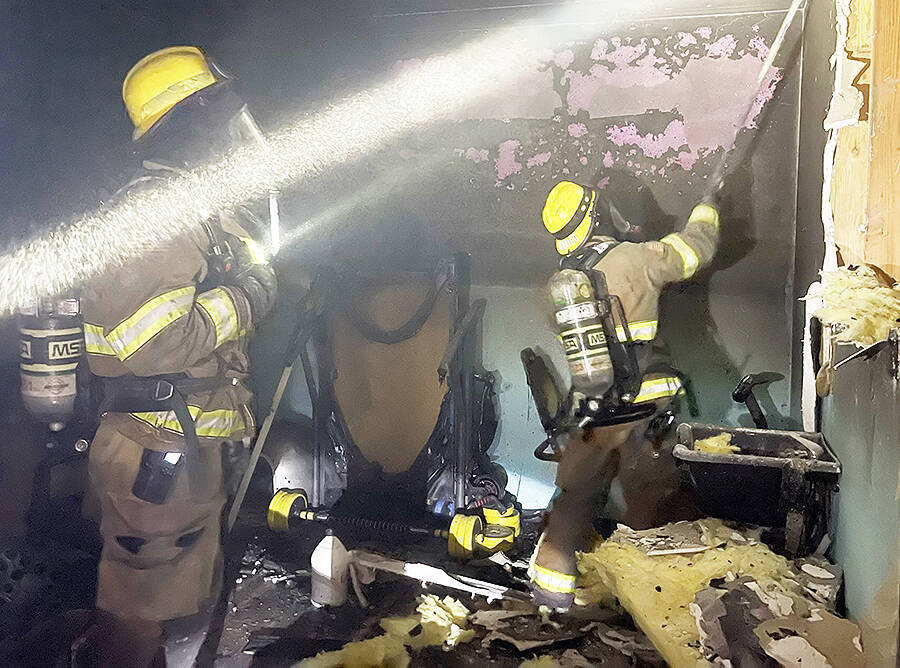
[
  {"xmin": 380, "ymin": 594, "xmax": 475, "ymax": 649},
  {"xmin": 297, "ymin": 595, "xmax": 474, "ymax": 667},
  {"xmin": 296, "ymin": 634, "xmax": 410, "ymax": 668},
  {"xmin": 809, "ymin": 265, "xmax": 900, "ymax": 346},
  {"xmin": 693, "ymin": 433, "xmax": 740, "ymax": 455},
  {"xmin": 575, "ymin": 519, "xmax": 808, "ymax": 668}
]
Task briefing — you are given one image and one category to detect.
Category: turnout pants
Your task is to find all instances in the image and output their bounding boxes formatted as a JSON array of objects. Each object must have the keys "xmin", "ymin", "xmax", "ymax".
[
  {"xmin": 530, "ymin": 418, "xmax": 692, "ymax": 605},
  {"xmin": 87, "ymin": 416, "xmax": 225, "ymax": 622}
]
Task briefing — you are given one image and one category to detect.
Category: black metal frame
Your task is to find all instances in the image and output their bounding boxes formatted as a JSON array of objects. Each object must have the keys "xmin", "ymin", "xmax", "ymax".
[{"xmin": 294, "ymin": 253, "xmax": 500, "ymax": 515}]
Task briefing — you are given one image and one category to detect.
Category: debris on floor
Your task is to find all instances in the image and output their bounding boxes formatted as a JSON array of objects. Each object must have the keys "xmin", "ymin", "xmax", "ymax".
[
  {"xmin": 206, "ymin": 516, "xmax": 856, "ymax": 667},
  {"xmin": 381, "ymin": 594, "xmax": 475, "ymax": 649},
  {"xmin": 297, "ymin": 594, "xmax": 474, "ymax": 667},
  {"xmin": 576, "ymin": 519, "xmax": 861, "ymax": 668}
]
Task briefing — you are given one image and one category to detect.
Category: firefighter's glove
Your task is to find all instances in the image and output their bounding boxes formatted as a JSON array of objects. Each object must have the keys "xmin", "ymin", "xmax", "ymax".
[{"xmin": 233, "ymin": 263, "xmax": 278, "ymax": 322}]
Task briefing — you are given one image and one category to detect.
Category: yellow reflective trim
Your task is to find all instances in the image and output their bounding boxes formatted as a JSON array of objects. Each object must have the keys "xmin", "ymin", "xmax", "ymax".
[
  {"xmin": 130, "ymin": 405, "xmax": 246, "ymax": 438},
  {"xmin": 661, "ymin": 234, "xmax": 700, "ymax": 279},
  {"xmin": 689, "ymin": 203, "xmax": 720, "ymax": 229},
  {"xmin": 196, "ymin": 287, "xmax": 241, "ymax": 346},
  {"xmin": 528, "ymin": 532, "xmax": 577, "ymax": 593},
  {"xmin": 21, "ymin": 362, "xmax": 79, "ymax": 373},
  {"xmin": 238, "ymin": 236, "xmax": 268, "ymax": 265},
  {"xmin": 528, "ymin": 563, "xmax": 577, "ymax": 594},
  {"xmin": 107, "ymin": 287, "xmax": 195, "ymax": 360},
  {"xmin": 83, "ymin": 323, "xmax": 117, "ymax": 356},
  {"xmin": 634, "ymin": 376, "xmax": 683, "ymax": 403},
  {"xmin": 615, "ymin": 319, "xmax": 658, "ymax": 342},
  {"xmin": 19, "ymin": 327, "xmax": 83, "ymax": 338}
]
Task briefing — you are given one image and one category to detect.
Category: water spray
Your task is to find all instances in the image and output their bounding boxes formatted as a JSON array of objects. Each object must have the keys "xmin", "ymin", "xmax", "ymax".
[
  {"xmin": 0, "ymin": 5, "xmax": 623, "ymax": 315},
  {"xmin": 0, "ymin": 2, "xmax": 806, "ymax": 314},
  {"xmin": 704, "ymin": 0, "xmax": 806, "ymax": 200}
]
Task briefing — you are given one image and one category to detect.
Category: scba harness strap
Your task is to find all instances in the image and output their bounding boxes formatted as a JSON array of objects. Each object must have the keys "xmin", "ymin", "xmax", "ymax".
[{"xmin": 99, "ymin": 374, "xmax": 225, "ymax": 503}]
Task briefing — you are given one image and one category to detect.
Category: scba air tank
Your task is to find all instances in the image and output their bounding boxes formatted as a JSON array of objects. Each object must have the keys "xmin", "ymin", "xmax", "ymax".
[
  {"xmin": 18, "ymin": 297, "xmax": 83, "ymax": 431},
  {"xmin": 548, "ymin": 269, "xmax": 614, "ymax": 397}
]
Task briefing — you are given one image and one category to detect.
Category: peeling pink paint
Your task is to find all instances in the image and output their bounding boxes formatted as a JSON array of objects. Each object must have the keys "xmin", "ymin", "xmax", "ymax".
[
  {"xmin": 745, "ymin": 68, "xmax": 783, "ymax": 129},
  {"xmin": 748, "ymin": 36, "xmax": 770, "ymax": 60},
  {"xmin": 604, "ymin": 41, "xmax": 647, "ymax": 69},
  {"xmin": 463, "ymin": 147, "xmax": 489, "ymax": 163},
  {"xmin": 607, "ymin": 120, "xmax": 689, "ymax": 159},
  {"xmin": 696, "ymin": 27, "xmax": 712, "ymax": 39},
  {"xmin": 579, "ymin": 156, "xmax": 589, "ymax": 165},
  {"xmin": 495, "ymin": 140, "xmax": 522, "ymax": 181},
  {"xmin": 602, "ymin": 151, "xmax": 615, "ymax": 168},
  {"xmin": 567, "ymin": 122, "xmax": 589, "ymax": 138},
  {"xmin": 567, "ymin": 46, "xmax": 780, "ymax": 171},
  {"xmin": 706, "ymin": 35, "xmax": 738, "ymax": 58},
  {"xmin": 590, "ymin": 38, "xmax": 608, "ymax": 61},
  {"xmin": 597, "ymin": 176, "xmax": 610, "ymax": 189},
  {"xmin": 526, "ymin": 151, "xmax": 552, "ymax": 168},
  {"xmin": 554, "ymin": 49, "xmax": 575, "ymax": 69},
  {"xmin": 677, "ymin": 32, "xmax": 697, "ymax": 47},
  {"xmin": 669, "ymin": 149, "xmax": 700, "ymax": 171},
  {"xmin": 568, "ymin": 58, "xmax": 670, "ymax": 112}
]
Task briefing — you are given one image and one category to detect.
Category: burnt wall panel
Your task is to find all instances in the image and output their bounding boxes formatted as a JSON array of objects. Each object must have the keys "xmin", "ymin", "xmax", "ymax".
[
  {"xmin": 298, "ymin": 6, "xmax": 805, "ymax": 431},
  {"xmin": 276, "ymin": 3, "xmax": 806, "ymax": 506}
]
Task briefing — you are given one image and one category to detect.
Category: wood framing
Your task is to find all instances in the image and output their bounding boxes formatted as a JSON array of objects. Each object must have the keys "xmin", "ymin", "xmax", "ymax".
[{"xmin": 830, "ymin": 0, "xmax": 900, "ymax": 279}]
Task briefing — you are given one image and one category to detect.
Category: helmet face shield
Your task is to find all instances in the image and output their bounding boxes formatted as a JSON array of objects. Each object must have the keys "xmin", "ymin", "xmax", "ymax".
[{"xmin": 135, "ymin": 82, "xmax": 251, "ymax": 168}]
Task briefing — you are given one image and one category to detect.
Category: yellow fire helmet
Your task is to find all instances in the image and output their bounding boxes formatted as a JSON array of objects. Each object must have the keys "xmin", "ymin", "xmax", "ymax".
[
  {"xmin": 122, "ymin": 46, "xmax": 224, "ymax": 140},
  {"xmin": 542, "ymin": 180, "xmax": 597, "ymax": 255}
]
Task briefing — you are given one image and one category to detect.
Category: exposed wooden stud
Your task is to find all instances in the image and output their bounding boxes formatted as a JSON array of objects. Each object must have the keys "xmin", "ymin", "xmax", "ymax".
[
  {"xmin": 830, "ymin": 0, "xmax": 900, "ymax": 279},
  {"xmin": 864, "ymin": 0, "xmax": 900, "ymax": 279}
]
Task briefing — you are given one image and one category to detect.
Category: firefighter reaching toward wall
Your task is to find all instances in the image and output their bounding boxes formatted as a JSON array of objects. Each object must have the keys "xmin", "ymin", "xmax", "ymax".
[
  {"xmin": 80, "ymin": 47, "xmax": 277, "ymax": 667},
  {"xmin": 529, "ymin": 178, "xmax": 720, "ymax": 610}
]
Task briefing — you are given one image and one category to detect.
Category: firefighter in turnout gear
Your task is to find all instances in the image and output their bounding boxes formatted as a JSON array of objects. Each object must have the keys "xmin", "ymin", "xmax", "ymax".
[
  {"xmin": 529, "ymin": 179, "xmax": 720, "ymax": 610},
  {"xmin": 80, "ymin": 47, "xmax": 277, "ymax": 666}
]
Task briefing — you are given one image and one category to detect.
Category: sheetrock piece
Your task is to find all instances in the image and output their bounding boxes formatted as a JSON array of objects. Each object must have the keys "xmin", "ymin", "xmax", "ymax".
[
  {"xmin": 609, "ymin": 520, "xmax": 717, "ymax": 556},
  {"xmin": 691, "ymin": 580, "xmax": 778, "ymax": 666},
  {"xmin": 755, "ymin": 609, "xmax": 865, "ymax": 667},
  {"xmin": 762, "ymin": 636, "xmax": 830, "ymax": 667},
  {"xmin": 823, "ymin": 56, "xmax": 866, "ymax": 130},
  {"xmin": 792, "ymin": 558, "xmax": 842, "ymax": 610},
  {"xmin": 801, "ymin": 295, "xmax": 821, "ymax": 431},
  {"xmin": 593, "ymin": 622, "xmax": 658, "ymax": 658},
  {"xmin": 519, "ymin": 657, "xmax": 560, "ymax": 668},
  {"xmin": 820, "ymin": 0, "xmax": 852, "ymax": 273},
  {"xmin": 484, "ymin": 630, "xmax": 579, "ymax": 652},
  {"xmin": 469, "ymin": 609, "xmax": 532, "ymax": 628}
]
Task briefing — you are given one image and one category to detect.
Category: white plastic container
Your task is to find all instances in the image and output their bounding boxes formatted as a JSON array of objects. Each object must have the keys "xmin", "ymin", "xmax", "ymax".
[{"xmin": 310, "ymin": 531, "xmax": 350, "ymax": 607}]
